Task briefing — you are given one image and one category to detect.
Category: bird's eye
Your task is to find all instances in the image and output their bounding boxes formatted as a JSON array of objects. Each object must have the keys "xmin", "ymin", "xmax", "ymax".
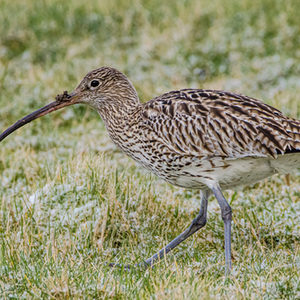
[{"xmin": 90, "ymin": 80, "xmax": 100, "ymax": 88}]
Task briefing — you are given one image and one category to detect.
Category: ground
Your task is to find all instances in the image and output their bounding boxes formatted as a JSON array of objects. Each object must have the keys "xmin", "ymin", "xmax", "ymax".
[{"xmin": 0, "ymin": 0, "xmax": 299, "ymax": 298}]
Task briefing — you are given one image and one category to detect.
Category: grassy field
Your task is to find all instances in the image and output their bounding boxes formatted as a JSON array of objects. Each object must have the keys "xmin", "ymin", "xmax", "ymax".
[{"xmin": 0, "ymin": 0, "xmax": 300, "ymax": 298}]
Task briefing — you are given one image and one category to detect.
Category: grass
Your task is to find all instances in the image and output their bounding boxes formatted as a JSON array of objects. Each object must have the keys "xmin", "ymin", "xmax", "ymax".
[{"xmin": 0, "ymin": 0, "xmax": 300, "ymax": 298}]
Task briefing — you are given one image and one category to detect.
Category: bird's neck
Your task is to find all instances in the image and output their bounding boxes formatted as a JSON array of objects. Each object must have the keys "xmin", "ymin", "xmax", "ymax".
[{"xmin": 95, "ymin": 94, "xmax": 142, "ymax": 145}]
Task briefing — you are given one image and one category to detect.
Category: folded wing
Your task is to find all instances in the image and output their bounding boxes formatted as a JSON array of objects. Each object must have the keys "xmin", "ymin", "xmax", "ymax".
[{"xmin": 141, "ymin": 89, "xmax": 300, "ymax": 159}]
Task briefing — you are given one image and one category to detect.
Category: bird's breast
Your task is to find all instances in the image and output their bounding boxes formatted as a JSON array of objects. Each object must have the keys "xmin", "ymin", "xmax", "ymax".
[
  {"xmin": 118, "ymin": 141, "xmax": 282, "ymax": 190},
  {"xmin": 109, "ymin": 126, "xmax": 299, "ymax": 191}
]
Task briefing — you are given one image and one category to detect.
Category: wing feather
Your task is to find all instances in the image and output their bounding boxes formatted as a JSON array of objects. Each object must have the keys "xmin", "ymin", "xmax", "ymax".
[{"xmin": 141, "ymin": 89, "xmax": 300, "ymax": 158}]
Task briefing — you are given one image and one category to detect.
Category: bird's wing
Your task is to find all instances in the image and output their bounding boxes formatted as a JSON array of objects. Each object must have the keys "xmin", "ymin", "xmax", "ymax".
[{"xmin": 140, "ymin": 89, "xmax": 300, "ymax": 159}]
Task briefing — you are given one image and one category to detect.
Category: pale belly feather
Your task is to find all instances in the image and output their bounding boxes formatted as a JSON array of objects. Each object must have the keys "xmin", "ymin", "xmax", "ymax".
[
  {"xmin": 121, "ymin": 139, "xmax": 300, "ymax": 191},
  {"xmin": 169, "ymin": 153, "xmax": 300, "ymax": 190},
  {"xmin": 172, "ymin": 157, "xmax": 276, "ymax": 190}
]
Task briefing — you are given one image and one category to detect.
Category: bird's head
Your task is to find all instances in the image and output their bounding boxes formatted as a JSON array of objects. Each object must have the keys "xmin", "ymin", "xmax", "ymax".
[
  {"xmin": 73, "ymin": 66, "xmax": 138, "ymax": 108},
  {"xmin": 0, "ymin": 66, "xmax": 139, "ymax": 142}
]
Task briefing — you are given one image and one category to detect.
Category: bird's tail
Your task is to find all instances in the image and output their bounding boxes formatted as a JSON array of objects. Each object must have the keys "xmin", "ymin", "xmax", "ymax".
[
  {"xmin": 271, "ymin": 117, "xmax": 300, "ymax": 173},
  {"xmin": 271, "ymin": 152, "xmax": 300, "ymax": 174},
  {"xmin": 282, "ymin": 117, "xmax": 300, "ymax": 154}
]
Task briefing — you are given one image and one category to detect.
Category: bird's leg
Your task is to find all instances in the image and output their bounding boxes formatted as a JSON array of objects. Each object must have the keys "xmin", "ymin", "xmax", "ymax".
[
  {"xmin": 142, "ymin": 190, "xmax": 210, "ymax": 268},
  {"xmin": 211, "ymin": 185, "xmax": 232, "ymax": 274}
]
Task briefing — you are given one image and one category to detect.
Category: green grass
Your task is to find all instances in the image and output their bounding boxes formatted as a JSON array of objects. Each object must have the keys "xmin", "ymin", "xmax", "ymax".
[{"xmin": 0, "ymin": 0, "xmax": 300, "ymax": 298}]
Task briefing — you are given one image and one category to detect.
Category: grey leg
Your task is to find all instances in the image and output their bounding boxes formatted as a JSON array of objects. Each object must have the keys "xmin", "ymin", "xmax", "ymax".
[
  {"xmin": 211, "ymin": 185, "xmax": 232, "ymax": 274},
  {"xmin": 143, "ymin": 190, "xmax": 210, "ymax": 268}
]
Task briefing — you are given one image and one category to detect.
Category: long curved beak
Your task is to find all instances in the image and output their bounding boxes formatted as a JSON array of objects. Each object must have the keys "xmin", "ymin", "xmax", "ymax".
[{"xmin": 0, "ymin": 91, "xmax": 80, "ymax": 142}]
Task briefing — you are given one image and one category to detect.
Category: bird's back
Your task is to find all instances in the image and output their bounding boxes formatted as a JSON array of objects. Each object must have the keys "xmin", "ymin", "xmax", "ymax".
[
  {"xmin": 127, "ymin": 89, "xmax": 300, "ymax": 189},
  {"xmin": 141, "ymin": 89, "xmax": 300, "ymax": 157}
]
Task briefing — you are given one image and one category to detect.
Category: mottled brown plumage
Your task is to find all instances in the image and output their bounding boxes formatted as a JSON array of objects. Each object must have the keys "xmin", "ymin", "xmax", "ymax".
[
  {"xmin": 143, "ymin": 89, "xmax": 300, "ymax": 158},
  {"xmin": 1, "ymin": 66, "xmax": 299, "ymax": 273}
]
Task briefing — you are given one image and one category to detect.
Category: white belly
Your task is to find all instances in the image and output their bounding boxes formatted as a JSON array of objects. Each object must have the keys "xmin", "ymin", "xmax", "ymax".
[
  {"xmin": 122, "ymin": 138, "xmax": 300, "ymax": 190},
  {"xmin": 170, "ymin": 153, "xmax": 300, "ymax": 190}
]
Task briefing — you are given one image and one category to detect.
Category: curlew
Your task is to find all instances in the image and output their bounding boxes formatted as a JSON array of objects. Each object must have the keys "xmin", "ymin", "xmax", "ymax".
[{"xmin": 1, "ymin": 67, "xmax": 300, "ymax": 273}]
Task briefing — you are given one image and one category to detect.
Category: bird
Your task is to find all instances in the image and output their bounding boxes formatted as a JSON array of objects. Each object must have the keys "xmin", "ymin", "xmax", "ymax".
[{"xmin": 1, "ymin": 66, "xmax": 300, "ymax": 273}]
